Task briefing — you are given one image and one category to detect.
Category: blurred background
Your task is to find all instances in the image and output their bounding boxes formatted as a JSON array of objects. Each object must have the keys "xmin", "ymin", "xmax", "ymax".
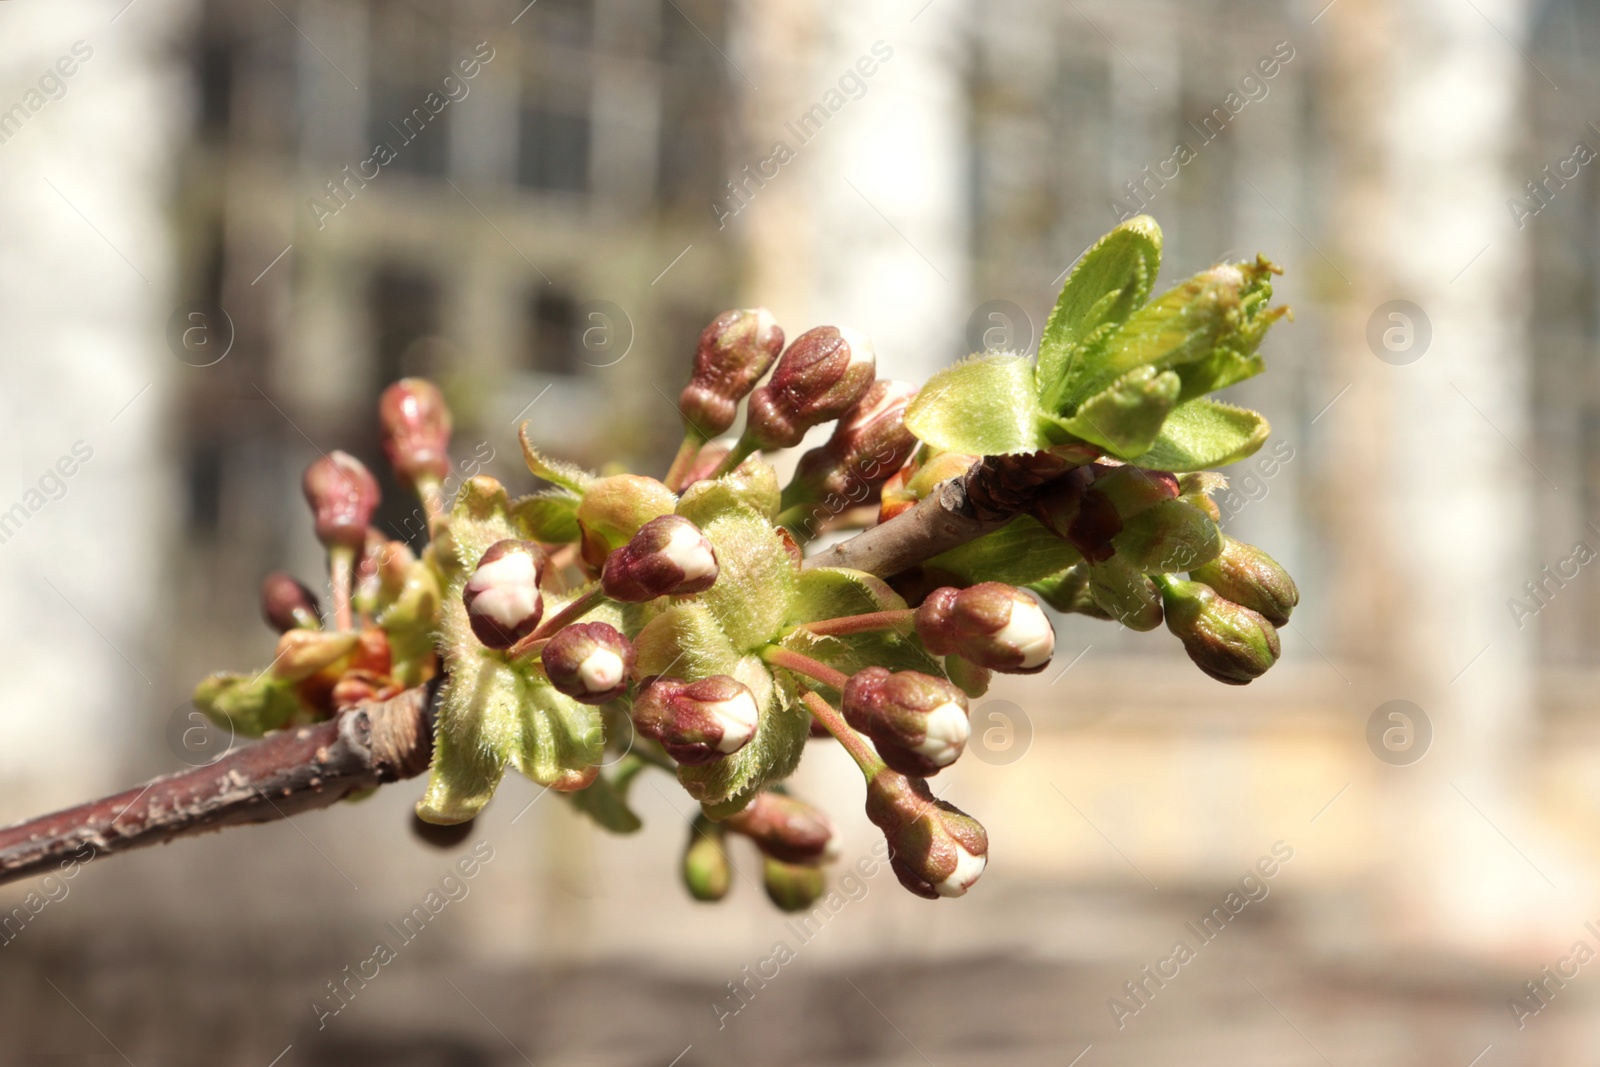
[{"xmin": 3, "ymin": 0, "xmax": 1600, "ymax": 1062}]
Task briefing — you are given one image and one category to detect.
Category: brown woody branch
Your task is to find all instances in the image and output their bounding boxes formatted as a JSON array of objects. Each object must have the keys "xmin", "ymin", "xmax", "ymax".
[
  {"xmin": 0, "ymin": 683, "xmax": 436, "ymax": 889},
  {"xmin": 801, "ymin": 448, "xmax": 1090, "ymax": 577}
]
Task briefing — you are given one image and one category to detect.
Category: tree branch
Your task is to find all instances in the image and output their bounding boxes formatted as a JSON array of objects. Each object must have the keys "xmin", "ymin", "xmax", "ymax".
[
  {"xmin": 801, "ymin": 448, "xmax": 1092, "ymax": 577},
  {"xmin": 0, "ymin": 683, "xmax": 437, "ymax": 889}
]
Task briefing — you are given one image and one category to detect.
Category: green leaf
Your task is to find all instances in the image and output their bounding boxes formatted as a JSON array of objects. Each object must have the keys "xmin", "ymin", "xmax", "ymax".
[
  {"xmin": 904, "ymin": 353, "xmax": 1048, "ymax": 455},
  {"xmin": 512, "ymin": 489, "xmax": 582, "ymax": 544},
  {"xmin": 519, "ymin": 425, "xmax": 594, "ymax": 492},
  {"xmin": 1039, "ymin": 216, "xmax": 1163, "ymax": 412},
  {"xmin": 565, "ymin": 755, "xmax": 646, "ymax": 834},
  {"xmin": 676, "ymin": 456, "xmax": 780, "ymax": 526},
  {"xmin": 417, "ymin": 646, "xmax": 523, "ymax": 824},
  {"xmin": 514, "ymin": 682, "xmax": 604, "ymax": 787},
  {"xmin": 922, "ymin": 515, "xmax": 1082, "ymax": 588},
  {"xmin": 1051, "ymin": 366, "xmax": 1180, "ymax": 459},
  {"xmin": 696, "ymin": 510, "xmax": 799, "ymax": 653},
  {"xmin": 786, "ymin": 567, "xmax": 905, "ymax": 627},
  {"xmin": 437, "ymin": 476, "xmax": 531, "ymax": 575},
  {"xmin": 632, "ymin": 602, "xmax": 742, "ymax": 680},
  {"xmin": 1136, "ymin": 398, "xmax": 1271, "ymax": 471},
  {"xmin": 678, "ymin": 656, "xmax": 808, "ymax": 814}
]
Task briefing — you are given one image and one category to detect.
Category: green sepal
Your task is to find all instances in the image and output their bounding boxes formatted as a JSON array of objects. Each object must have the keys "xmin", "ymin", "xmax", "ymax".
[
  {"xmin": 632, "ymin": 602, "xmax": 742, "ymax": 680},
  {"xmin": 780, "ymin": 567, "xmax": 938, "ymax": 680},
  {"xmin": 695, "ymin": 509, "xmax": 799, "ymax": 654},
  {"xmin": 192, "ymin": 670, "xmax": 315, "ymax": 738},
  {"xmin": 903, "ymin": 353, "xmax": 1047, "ymax": 455},
  {"xmin": 1039, "ymin": 215, "xmax": 1163, "ymax": 412},
  {"xmin": 922, "ymin": 515, "xmax": 1082, "ymax": 588},
  {"xmin": 519, "ymin": 426, "xmax": 595, "ymax": 493},
  {"xmin": 1135, "ymin": 398, "xmax": 1271, "ymax": 471},
  {"xmin": 435, "ymin": 476, "xmax": 533, "ymax": 578},
  {"xmin": 1050, "ymin": 366, "xmax": 1180, "ymax": 459},
  {"xmin": 511, "ymin": 489, "xmax": 582, "ymax": 544},
  {"xmin": 676, "ymin": 456, "xmax": 781, "ymax": 525}
]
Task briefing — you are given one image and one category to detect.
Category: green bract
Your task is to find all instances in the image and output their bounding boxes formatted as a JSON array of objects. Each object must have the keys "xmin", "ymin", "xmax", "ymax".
[{"xmin": 904, "ymin": 215, "xmax": 1286, "ymax": 469}]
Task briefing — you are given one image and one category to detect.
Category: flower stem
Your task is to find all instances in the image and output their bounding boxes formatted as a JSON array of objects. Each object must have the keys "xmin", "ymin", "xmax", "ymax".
[
  {"xmin": 798, "ymin": 690, "xmax": 884, "ymax": 777},
  {"xmin": 415, "ymin": 473, "xmax": 447, "ymax": 540},
  {"xmin": 663, "ymin": 432, "xmax": 706, "ymax": 493},
  {"xmin": 509, "ymin": 583, "xmax": 605, "ymax": 659},
  {"xmin": 760, "ymin": 646, "xmax": 850, "ymax": 691},
  {"xmin": 329, "ymin": 545, "xmax": 355, "ymax": 632},
  {"xmin": 708, "ymin": 435, "xmax": 759, "ymax": 480},
  {"xmin": 792, "ymin": 609, "xmax": 915, "ymax": 639}
]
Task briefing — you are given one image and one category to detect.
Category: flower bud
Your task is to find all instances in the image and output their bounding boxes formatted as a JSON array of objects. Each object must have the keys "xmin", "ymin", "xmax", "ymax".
[
  {"xmin": 1189, "ymin": 535, "xmax": 1298, "ymax": 626},
  {"xmin": 763, "ymin": 857, "xmax": 827, "ymax": 912},
  {"xmin": 378, "ymin": 377, "xmax": 453, "ymax": 486},
  {"xmin": 865, "ymin": 770, "xmax": 988, "ymax": 899},
  {"xmin": 914, "ymin": 583, "xmax": 1055, "ymax": 674},
  {"xmin": 302, "ymin": 451, "xmax": 381, "ymax": 551},
  {"xmin": 843, "ymin": 667, "xmax": 970, "ymax": 776},
  {"xmin": 575, "ymin": 474, "xmax": 677, "ymax": 570},
  {"xmin": 745, "ymin": 326, "xmax": 877, "ymax": 449},
  {"xmin": 260, "ymin": 572, "xmax": 321, "ymax": 632},
  {"xmin": 542, "ymin": 622, "xmax": 634, "ymax": 704},
  {"xmin": 601, "ymin": 515, "xmax": 719, "ymax": 602},
  {"xmin": 678, "ymin": 308, "xmax": 785, "ymax": 436},
  {"xmin": 1085, "ymin": 557, "xmax": 1163, "ymax": 631},
  {"xmin": 785, "ymin": 380, "xmax": 919, "ymax": 507},
  {"xmin": 633, "ymin": 675, "xmax": 759, "ymax": 764},
  {"xmin": 1112, "ymin": 498, "xmax": 1223, "ymax": 574},
  {"xmin": 724, "ymin": 791, "xmax": 838, "ymax": 865},
  {"xmin": 683, "ymin": 817, "xmax": 732, "ymax": 902},
  {"xmin": 1159, "ymin": 577, "xmax": 1280, "ymax": 685},
  {"xmin": 272, "ymin": 629, "xmax": 360, "ymax": 682},
  {"xmin": 1032, "ymin": 473, "xmax": 1118, "ymax": 562},
  {"xmin": 462, "ymin": 540, "xmax": 547, "ymax": 650}
]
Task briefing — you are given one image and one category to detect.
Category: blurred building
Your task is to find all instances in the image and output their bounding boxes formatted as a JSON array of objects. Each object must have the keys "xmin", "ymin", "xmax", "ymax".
[{"xmin": 11, "ymin": 0, "xmax": 1600, "ymax": 1063}]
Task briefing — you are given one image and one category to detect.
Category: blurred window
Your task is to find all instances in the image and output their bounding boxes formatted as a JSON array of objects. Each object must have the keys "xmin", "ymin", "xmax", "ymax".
[{"xmin": 525, "ymin": 288, "xmax": 583, "ymax": 376}]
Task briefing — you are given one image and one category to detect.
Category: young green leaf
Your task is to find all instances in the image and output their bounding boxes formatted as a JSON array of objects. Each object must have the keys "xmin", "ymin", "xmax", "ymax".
[
  {"xmin": 903, "ymin": 353, "xmax": 1047, "ymax": 455},
  {"xmin": 1050, "ymin": 366, "xmax": 1180, "ymax": 458},
  {"xmin": 512, "ymin": 489, "xmax": 582, "ymax": 544},
  {"xmin": 520, "ymin": 424, "xmax": 595, "ymax": 493},
  {"xmin": 921, "ymin": 516, "xmax": 1083, "ymax": 588},
  {"xmin": 1135, "ymin": 398, "xmax": 1271, "ymax": 471},
  {"xmin": 1039, "ymin": 215, "xmax": 1163, "ymax": 412}
]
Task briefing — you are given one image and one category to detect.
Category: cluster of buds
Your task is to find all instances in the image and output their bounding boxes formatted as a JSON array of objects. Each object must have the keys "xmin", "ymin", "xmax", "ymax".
[
  {"xmin": 632, "ymin": 675, "xmax": 760, "ymax": 765},
  {"xmin": 1154, "ymin": 536, "xmax": 1296, "ymax": 684},
  {"xmin": 782, "ymin": 379, "xmax": 920, "ymax": 516},
  {"xmin": 681, "ymin": 792, "xmax": 838, "ymax": 911},
  {"xmin": 677, "ymin": 308, "xmax": 785, "ymax": 437}
]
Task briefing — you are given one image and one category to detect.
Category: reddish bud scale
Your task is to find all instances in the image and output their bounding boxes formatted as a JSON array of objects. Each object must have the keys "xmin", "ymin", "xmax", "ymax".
[
  {"xmin": 601, "ymin": 515, "xmax": 719, "ymax": 602},
  {"xmin": 915, "ymin": 583, "xmax": 1056, "ymax": 674},
  {"xmin": 378, "ymin": 378, "xmax": 453, "ymax": 485},
  {"xmin": 541, "ymin": 622, "xmax": 634, "ymax": 704},
  {"xmin": 463, "ymin": 540, "xmax": 547, "ymax": 650},
  {"xmin": 724, "ymin": 791, "xmax": 838, "ymax": 865},
  {"xmin": 260, "ymin": 572, "xmax": 322, "ymax": 632},
  {"xmin": 865, "ymin": 770, "xmax": 988, "ymax": 899},
  {"xmin": 787, "ymin": 379, "xmax": 919, "ymax": 505},
  {"xmin": 678, "ymin": 308, "xmax": 785, "ymax": 436},
  {"xmin": 302, "ymin": 451, "xmax": 381, "ymax": 551},
  {"xmin": 632, "ymin": 674, "xmax": 760, "ymax": 764},
  {"xmin": 842, "ymin": 666, "xmax": 971, "ymax": 777},
  {"xmin": 745, "ymin": 326, "xmax": 877, "ymax": 450}
]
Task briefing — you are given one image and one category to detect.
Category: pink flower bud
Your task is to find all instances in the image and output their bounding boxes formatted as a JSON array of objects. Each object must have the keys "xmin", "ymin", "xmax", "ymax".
[
  {"xmin": 541, "ymin": 622, "xmax": 634, "ymax": 704},
  {"xmin": 724, "ymin": 791, "xmax": 838, "ymax": 865},
  {"xmin": 302, "ymin": 451, "xmax": 381, "ymax": 551},
  {"xmin": 678, "ymin": 308, "xmax": 785, "ymax": 436},
  {"xmin": 865, "ymin": 770, "xmax": 988, "ymax": 899},
  {"xmin": 914, "ymin": 583, "xmax": 1056, "ymax": 674},
  {"xmin": 260, "ymin": 571, "xmax": 322, "ymax": 632},
  {"xmin": 745, "ymin": 326, "xmax": 877, "ymax": 449},
  {"xmin": 601, "ymin": 515, "xmax": 719, "ymax": 602},
  {"xmin": 843, "ymin": 666, "xmax": 971, "ymax": 776},
  {"xmin": 462, "ymin": 540, "xmax": 547, "ymax": 650},
  {"xmin": 378, "ymin": 377, "xmax": 453, "ymax": 486},
  {"xmin": 787, "ymin": 379, "xmax": 919, "ymax": 506},
  {"xmin": 632, "ymin": 675, "xmax": 759, "ymax": 764}
]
